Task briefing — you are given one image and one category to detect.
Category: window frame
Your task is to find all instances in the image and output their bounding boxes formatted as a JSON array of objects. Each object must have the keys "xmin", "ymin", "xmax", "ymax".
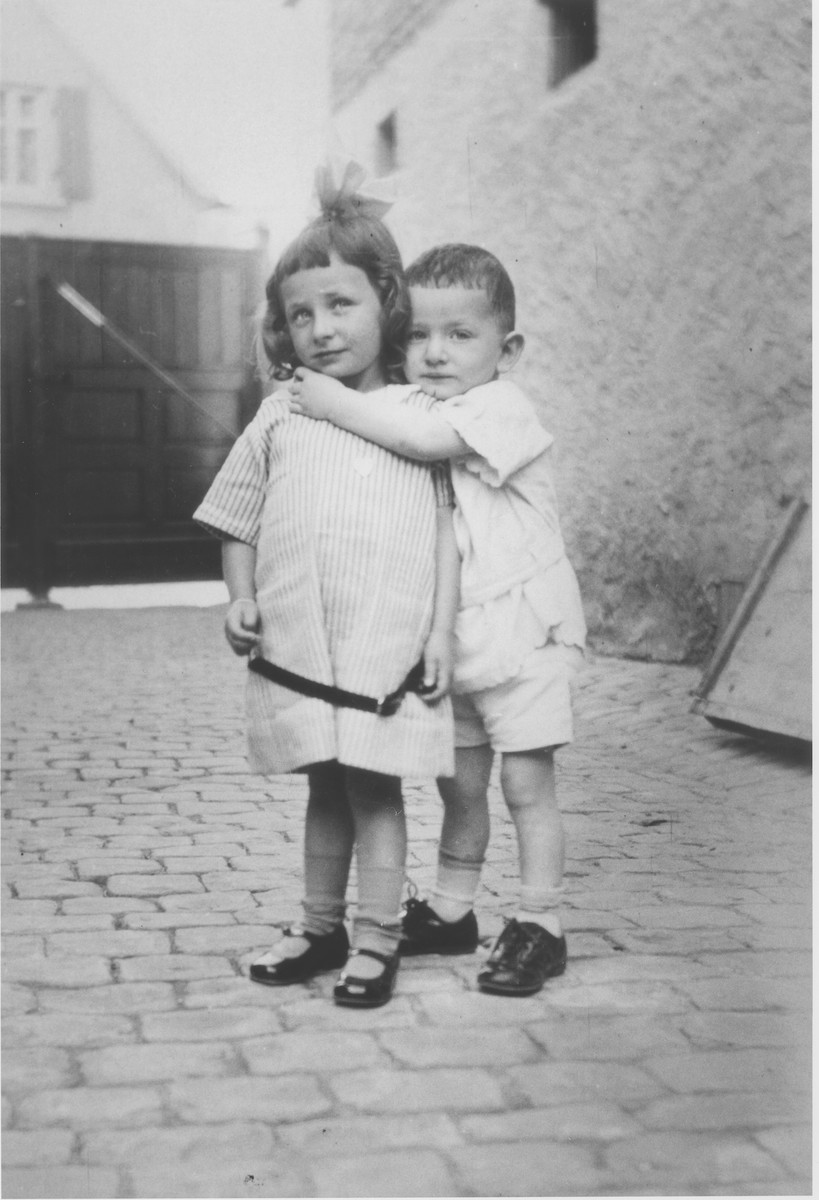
[{"xmin": 1, "ymin": 84, "xmax": 64, "ymax": 207}]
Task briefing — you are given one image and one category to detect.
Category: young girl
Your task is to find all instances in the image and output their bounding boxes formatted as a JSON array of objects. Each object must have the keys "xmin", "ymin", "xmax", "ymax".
[{"xmin": 194, "ymin": 166, "xmax": 458, "ymax": 1008}]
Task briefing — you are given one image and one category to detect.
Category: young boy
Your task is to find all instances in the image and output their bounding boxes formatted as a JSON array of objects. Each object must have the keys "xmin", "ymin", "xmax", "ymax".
[{"xmin": 289, "ymin": 243, "xmax": 586, "ymax": 995}]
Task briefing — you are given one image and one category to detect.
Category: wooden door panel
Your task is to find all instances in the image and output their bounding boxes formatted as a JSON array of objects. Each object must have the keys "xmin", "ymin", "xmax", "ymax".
[{"xmin": 1, "ymin": 235, "xmax": 262, "ymax": 590}]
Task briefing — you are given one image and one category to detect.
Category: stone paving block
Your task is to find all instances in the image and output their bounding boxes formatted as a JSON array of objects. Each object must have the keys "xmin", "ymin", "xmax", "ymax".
[
  {"xmin": 155, "ymin": 856, "xmax": 230, "ymax": 872},
  {"xmin": 180, "ymin": 977, "xmax": 285, "ymax": 1009},
  {"xmin": 449, "ymin": 1139, "xmax": 609, "ymax": 1196},
  {"xmin": 4, "ymin": 1011, "xmax": 135, "ymax": 1048},
  {"xmin": 47, "ymin": 929, "xmax": 171, "ymax": 956},
  {"xmin": 1, "ymin": 1165, "xmax": 122, "ymax": 1198},
  {"xmin": 2, "ymin": 955, "xmax": 112, "ymax": 987},
  {"xmin": 80, "ymin": 1041, "xmax": 238, "ymax": 1083},
  {"xmin": 509, "ymin": 1058, "xmax": 666, "ymax": 1107},
  {"xmin": 505, "ymin": 978, "xmax": 693, "ymax": 1018},
  {"xmin": 736, "ymin": 901, "xmax": 810, "ymax": 927},
  {"xmin": 176, "ymin": 925, "xmax": 282, "ymax": 956},
  {"xmin": 142, "ymin": 1006, "xmax": 281, "ymax": 1041},
  {"xmin": 645, "ymin": 1046, "xmax": 811, "ymax": 1095},
  {"xmin": 674, "ymin": 974, "xmax": 812, "ymax": 1012},
  {"xmin": 459, "ymin": 1102, "xmax": 641, "ymax": 1143},
  {"xmin": 240, "ymin": 1029, "xmax": 386, "ymax": 1073},
  {"xmin": 708, "ymin": 1180, "xmax": 811, "ymax": 1196},
  {"xmin": 39, "ymin": 981, "xmax": 177, "ymax": 1013},
  {"xmin": 754, "ymin": 1125, "xmax": 813, "ymax": 1178},
  {"xmin": 2, "ymin": 862, "xmax": 77, "ymax": 883},
  {"xmin": 128, "ymin": 1162, "xmax": 309, "ymax": 1199},
  {"xmin": 75, "ymin": 856, "xmax": 163, "ymax": 875},
  {"xmin": 16, "ymin": 1085, "xmax": 164, "ymax": 1129},
  {"xmin": 525, "ymin": 1012, "xmax": 689, "ymax": 1059},
  {"xmin": 125, "ymin": 910, "xmax": 238, "ymax": 929},
  {"xmin": 167, "ymin": 1074, "xmax": 331, "ymax": 1123},
  {"xmin": 116, "ymin": 954, "xmax": 236, "ymax": 982},
  {"xmin": 744, "ymin": 925, "xmax": 812, "ymax": 950},
  {"xmin": 80, "ymin": 1120, "xmax": 277, "ymax": 1168},
  {"xmin": 414, "ymin": 988, "xmax": 552, "ymax": 1026},
  {"xmin": 603, "ymin": 1129, "xmax": 786, "ymax": 1190},
  {"xmin": 609, "ymin": 927, "xmax": 750, "ymax": 954},
  {"xmin": 13, "ymin": 879, "xmax": 104, "ymax": 900},
  {"xmin": 277, "ymin": 1111, "xmax": 463, "ymax": 1157},
  {"xmin": 568, "ymin": 952, "xmax": 716, "ymax": 985},
  {"xmin": 329, "ymin": 1067, "xmax": 506, "ymax": 1112},
  {"xmin": 378, "ymin": 1024, "xmax": 538, "ymax": 1068},
  {"xmin": 160, "ymin": 890, "xmax": 255, "ymax": 911},
  {"xmin": 636, "ymin": 1090, "xmax": 811, "ymax": 1132},
  {"xmin": 5, "ymin": 908, "xmax": 116, "ymax": 933},
  {"xmin": 1, "ymin": 935, "xmax": 45, "ymax": 957},
  {"xmin": 389, "ymin": 963, "xmax": 466, "ymax": 993},
  {"xmin": 310, "ymin": 1147, "xmax": 459, "ymax": 1198},
  {"xmin": 2, "ymin": 1126, "xmax": 75, "ymax": 1166},
  {"xmin": 104, "ymin": 873, "xmax": 207, "ymax": 897},
  {"xmin": 680, "ymin": 1009, "xmax": 810, "ymax": 1048},
  {"xmin": 275, "ymin": 994, "xmax": 417, "ymax": 1030},
  {"xmin": 200, "ymin": 871, "xmax": 278, "ymax": 892},
  {"xmin": 1, "ymin": 983, "xmax": 35, "ymax": 1014}
]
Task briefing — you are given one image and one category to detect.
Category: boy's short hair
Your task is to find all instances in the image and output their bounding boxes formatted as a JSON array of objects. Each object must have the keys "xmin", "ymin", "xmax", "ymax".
[{"xmin": 405, "ymin": 243, "xmax": 516, "ymax": 333}]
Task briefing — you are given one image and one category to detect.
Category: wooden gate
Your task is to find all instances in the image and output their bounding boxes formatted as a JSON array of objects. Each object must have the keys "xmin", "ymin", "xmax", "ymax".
[{"xmin": 1, "ymin": 235, "xmax": 262, "ymax": 595}]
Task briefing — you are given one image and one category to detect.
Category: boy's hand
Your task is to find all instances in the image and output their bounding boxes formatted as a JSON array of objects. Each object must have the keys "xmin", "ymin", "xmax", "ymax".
[
  {"xmin": 417, "ymin": 630, "xmax": 454, "ymax": 704},
  {"xmin": 225, "ymin": 598, "xmax": 260, "ymax": 656},
  {"xmin": 288, "ymin": 368, "xmax": 348, "ymax": 421}
]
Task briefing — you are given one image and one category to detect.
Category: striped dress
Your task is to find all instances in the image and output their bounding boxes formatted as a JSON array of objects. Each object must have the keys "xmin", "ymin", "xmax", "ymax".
[{"xmin": 194, "ymin": 385, "xmax": 454, "ymax": 779}]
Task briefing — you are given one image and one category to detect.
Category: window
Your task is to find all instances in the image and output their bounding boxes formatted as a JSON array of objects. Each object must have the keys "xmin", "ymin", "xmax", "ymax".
[
  {"xmin": 542, "ymin": 0, "xmax": 597, "ymax": 88},
  {"xmin": 0, "ymin": 85, "xmax": 62, "ymax": 204},
  {"xmin": 374, "ymin": 111, "xmax": 397, "ymax": 175}
]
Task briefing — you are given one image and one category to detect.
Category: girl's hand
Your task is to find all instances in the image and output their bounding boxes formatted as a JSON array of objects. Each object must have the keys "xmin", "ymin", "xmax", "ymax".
[
  {"xmin": 225, "ymin": 598, "xmax": 260, "ymax": 656},
  {"xmin": 417, "ymin": 631, "xmax": 455, "ymax": 704},
  {"xmin": 288, "ymin": 368, "xmax": 348, "ymax": 421}
]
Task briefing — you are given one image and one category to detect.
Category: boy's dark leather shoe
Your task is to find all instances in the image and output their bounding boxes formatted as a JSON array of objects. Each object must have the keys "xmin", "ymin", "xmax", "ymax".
[
  {"xmin": 249, "ymin": 924, "xmax": 349, "ymax": 986},
  {"xmin": 333, "ymin": 947, "xmax": 400, "ymax": 1008},
  {"xmin": 400, "ymin": 897, "xmax": 479, "ymax": 956},
  {"xmin": 477, "ymin": 919, "xmax": 567, "ymax": 996}
]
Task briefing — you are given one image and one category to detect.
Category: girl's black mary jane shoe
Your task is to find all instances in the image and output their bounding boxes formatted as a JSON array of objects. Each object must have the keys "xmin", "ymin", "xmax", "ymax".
[
  {"xmin": 333, "ymin": 947, "xmax": 400, "ymax": 1008},
  {"xmin": 250, "ymin": 924, "xmax": 349, "ymax": 986}
]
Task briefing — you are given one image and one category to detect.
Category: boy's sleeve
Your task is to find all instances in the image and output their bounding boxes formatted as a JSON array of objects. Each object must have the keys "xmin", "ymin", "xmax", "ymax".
[
  {"xmin": 193, "ymin": 396, "xmax": 281, "ymax": 544},
  {"xmin": 437, "ymin": 381, "xmax": 553, "ymax": 487}
]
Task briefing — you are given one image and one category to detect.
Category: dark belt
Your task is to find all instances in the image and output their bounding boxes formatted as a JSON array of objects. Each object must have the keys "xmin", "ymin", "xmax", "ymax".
[{"xmin": 248, "ymin": 655, "xmax": 427, "ymax": 717}]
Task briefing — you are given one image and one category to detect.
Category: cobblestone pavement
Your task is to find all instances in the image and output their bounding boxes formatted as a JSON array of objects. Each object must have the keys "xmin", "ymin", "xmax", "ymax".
[{"xmin": 2, "ymin": 605, "xmax": 811, "ymax": 1198}]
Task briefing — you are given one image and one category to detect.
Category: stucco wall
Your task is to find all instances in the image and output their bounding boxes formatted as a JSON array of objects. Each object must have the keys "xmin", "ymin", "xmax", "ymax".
[{"xmin": 331, "ymin": 0, "xmax": 811, "ymax": 661}]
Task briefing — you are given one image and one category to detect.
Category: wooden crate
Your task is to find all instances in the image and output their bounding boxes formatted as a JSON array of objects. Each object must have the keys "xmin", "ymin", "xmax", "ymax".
[{"xmin": 691, "ymin": 497, "xmax": 811, "ymax": 743}]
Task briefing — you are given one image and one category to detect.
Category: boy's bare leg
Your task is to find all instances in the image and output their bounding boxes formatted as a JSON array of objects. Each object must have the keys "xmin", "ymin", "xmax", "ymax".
[
  {"xmin": 431, "ymin": 743, "xmax": 493, "ymax": 921},
  {"xmin": 499, "ymin": 748, "xmax": 565, "ymax": 936}
]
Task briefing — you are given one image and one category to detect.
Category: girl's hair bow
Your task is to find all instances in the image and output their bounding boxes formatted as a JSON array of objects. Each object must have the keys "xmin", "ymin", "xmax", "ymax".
[{"xmin": 313, "ymin": 154, "xmax": 396, "ymax": 222}]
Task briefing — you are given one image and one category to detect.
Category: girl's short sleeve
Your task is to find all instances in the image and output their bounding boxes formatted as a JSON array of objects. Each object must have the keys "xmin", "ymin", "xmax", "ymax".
[
  {"xmin": 193, "ymin": 395, "xmax": 283, "ymax": 544},
  {"xmin": 438, "ymin": 381, "xmax": 553, "ymax": 487}
]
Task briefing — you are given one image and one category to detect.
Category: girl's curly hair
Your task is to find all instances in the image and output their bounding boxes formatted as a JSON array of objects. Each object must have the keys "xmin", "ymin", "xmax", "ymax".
[{"xmin": 258, "ymin": 201, "xmax": 411, "ymax": 384}]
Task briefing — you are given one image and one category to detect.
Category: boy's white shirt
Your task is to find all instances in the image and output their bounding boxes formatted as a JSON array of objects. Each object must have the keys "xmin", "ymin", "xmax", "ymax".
[
  {"xmin": 433, "ymin": 379, "xmax": 564, "ymax": 606},
  {"xmin": 430, "ymin": 378, "xmax": 586, "ymax": 692}
]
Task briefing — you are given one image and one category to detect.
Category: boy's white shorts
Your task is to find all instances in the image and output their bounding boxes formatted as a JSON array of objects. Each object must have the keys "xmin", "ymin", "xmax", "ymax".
[{"xmin": 452, "ymin": 641, "xmax": 584, "ymax": 753}]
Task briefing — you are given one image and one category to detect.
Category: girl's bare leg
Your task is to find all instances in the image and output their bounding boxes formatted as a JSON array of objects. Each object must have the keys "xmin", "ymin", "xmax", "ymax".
[
  {"xmin": 265, "ymin": 761, "xmax": 354, "ymax": 962},
  {"xmin": 344, "ymin": 766, "xmax": 406, "ymax": 979}
]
